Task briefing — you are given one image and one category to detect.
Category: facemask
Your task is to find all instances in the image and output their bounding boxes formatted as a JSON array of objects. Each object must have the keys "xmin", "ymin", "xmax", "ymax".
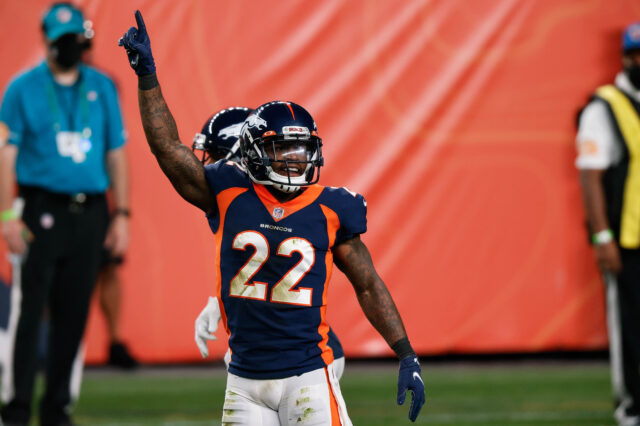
[
  {"xmin": 625, "ymin": 63, "xmax": 640, "ymax": 91},
  {"xmin": 51, "ymin": 34, "xmax": 89, "ymax": 70}
]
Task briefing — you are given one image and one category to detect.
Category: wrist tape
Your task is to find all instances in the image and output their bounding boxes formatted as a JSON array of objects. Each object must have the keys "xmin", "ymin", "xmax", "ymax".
[
  {"xmin": 1, "ymin": 209, "xmax": 18, "ymax": 222},
  {"xmin": 592, "ymin": 229, "xmax": 614, "ymax": 245},
  {"xmin": 392, "ymin": 337, "xmax": 416, "ymax": 360},
  {"xmin": 138, "ymin": 73, "xmax": 159, "ymax": 90}
]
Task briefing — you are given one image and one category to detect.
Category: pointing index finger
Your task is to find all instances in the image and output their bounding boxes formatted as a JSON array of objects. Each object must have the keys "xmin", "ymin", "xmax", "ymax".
[{"xmin": 135, "ymin": 10, "xmax": 146, "ymax": 33}]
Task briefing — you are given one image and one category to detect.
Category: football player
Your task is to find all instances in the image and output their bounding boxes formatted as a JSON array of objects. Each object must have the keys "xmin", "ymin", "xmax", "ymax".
[
  {"xmin": 191, "ymin": 107, "xmax": 250, "ymax": 164},
  {"xmin": 120, "ymin": 10, "xmax": 425, "ymax": 425},
  {"xmin": 192, "ymin": 107, "xmax": 347, "ymax": 380}
]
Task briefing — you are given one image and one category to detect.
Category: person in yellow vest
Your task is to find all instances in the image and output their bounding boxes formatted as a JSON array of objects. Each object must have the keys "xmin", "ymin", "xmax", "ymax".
[{"xmin": 576, "ymin": 21, "xmax": 640, "ymax": 426}]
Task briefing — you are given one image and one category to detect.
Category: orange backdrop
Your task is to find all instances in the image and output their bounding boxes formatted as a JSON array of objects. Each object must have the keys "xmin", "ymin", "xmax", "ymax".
[{"xmin": 1, "ymin": 0, "xmax": 637, "ymax": 363}]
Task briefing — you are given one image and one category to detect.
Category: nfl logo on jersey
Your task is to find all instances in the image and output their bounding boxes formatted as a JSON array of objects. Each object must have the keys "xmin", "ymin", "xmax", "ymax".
[{"xmin": 272, "ymin": 207, "xmax": 284, "ymax": 220}]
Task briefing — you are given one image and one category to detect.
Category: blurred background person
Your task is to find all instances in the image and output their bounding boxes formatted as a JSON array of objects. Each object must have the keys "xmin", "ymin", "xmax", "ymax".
[
  {"xmin": 0, "ymin": 2, "xmax": 129, "ymax": 425},
  {"xmin": 96, "ymin": 224, "xmax": 138, "ymax": 370},
  {"xmin": 576, "ymin": 21, "xmax": 640, "ymax": 426}
]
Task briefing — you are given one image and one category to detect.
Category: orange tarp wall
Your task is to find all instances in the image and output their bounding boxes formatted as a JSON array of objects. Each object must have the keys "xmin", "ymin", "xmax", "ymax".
[{"xmin": 1, "ymin": 0, "xmax": 637, "ymax": 363}]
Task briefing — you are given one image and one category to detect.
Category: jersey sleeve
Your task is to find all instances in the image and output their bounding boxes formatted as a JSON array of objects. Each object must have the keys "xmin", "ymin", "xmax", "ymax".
[
  {"xmin": 575, "ymin": 100, "xmax": 620, "ymax": 170},
  {"xmin": 204, "ymin": 160, "xmax": 236, "ymax": 196},
  {"xmin": 0, "ymin": 77, "xmax": 26, "ymax": 147},
  {"xmin": 204, "ymin": 160, "xmax": 248, "ymax": 224},
  {"xmin": 333, "ymin": 188, "xmax": 367, "ymax": 245}
]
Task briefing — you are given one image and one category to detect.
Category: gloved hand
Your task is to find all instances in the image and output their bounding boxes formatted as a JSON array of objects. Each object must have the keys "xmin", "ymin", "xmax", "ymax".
[
  {"xmin": 397, "ymin": 355, "xmax": 426, "ymax": 422},
  {"xmin": 194, "ymin": 296, "xmax": 221, "ymax": 358},
  {"xmin": 118, "ymin": 10, "xmax": 156, "ymax": 76}
]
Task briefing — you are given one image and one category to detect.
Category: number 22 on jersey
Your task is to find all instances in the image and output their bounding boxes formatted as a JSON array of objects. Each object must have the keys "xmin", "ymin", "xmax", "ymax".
[{"xmin": 229, "ymin": 231, "xmax": 314, "ymax": 306}]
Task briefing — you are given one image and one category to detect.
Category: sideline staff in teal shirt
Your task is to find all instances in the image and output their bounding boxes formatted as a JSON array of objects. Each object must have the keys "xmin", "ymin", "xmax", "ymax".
[
  {"xmin": 1, "ymin": 61, "xmax": 126, "ymax": 193},
  {"xmin": 0, "ymin": 3, "xmax": 130, "ymax": 425}
]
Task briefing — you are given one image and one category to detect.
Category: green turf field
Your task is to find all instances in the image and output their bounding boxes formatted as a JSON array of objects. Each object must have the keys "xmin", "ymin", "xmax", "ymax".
[{"xmin": 19, "ymin": 361, "xmax": 616, "ymax": 425}]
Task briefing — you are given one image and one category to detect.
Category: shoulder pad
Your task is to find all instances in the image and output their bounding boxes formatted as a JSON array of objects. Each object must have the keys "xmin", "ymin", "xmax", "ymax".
[
  {"xmin": 204, "ymin": 160, "xmax": 250, "ymax": 196},
  {"xmin": 319, "ymin": 186, "xmax": 367, "ymax": 244}
]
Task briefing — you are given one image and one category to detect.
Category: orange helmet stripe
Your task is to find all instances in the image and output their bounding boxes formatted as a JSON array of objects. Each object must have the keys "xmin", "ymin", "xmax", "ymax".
[{"xmin": 285, "ymin": 102, "xmax": 296, "ymax": 120}]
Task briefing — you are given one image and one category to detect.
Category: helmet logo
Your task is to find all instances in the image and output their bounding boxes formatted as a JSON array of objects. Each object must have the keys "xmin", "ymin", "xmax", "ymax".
[
  {"xmin": 246, "ymin": 115, "xmax": 268, "ymax": 130},
  {"xmin": 217, "ymin": 123, "xmax": 243, "ymax": 140},
  {"xmin": 272, "ymin": 207, "xmax": 285, "ymax": 220}
]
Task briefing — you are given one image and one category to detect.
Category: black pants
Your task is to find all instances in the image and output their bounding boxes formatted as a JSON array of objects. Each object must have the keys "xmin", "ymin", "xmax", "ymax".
[
  {"xmin": 607, "ymin": 248, "xmax": 640, "ymax": 423},
  {"xmin": 1, "ymin": 186, "xmax": 108, "ymax": 425}
]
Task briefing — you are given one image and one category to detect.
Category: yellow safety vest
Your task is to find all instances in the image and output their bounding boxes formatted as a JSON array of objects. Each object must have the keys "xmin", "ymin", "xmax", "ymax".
[{"xmin": 596, "ymin": 85, "xmax": 640, "ymax": 248}]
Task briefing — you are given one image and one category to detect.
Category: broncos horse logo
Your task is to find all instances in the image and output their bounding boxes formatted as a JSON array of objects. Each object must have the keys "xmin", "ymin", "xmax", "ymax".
[
  {"xmin": 217, "ymin": 123, "xmax": 243, "ymax": 140},
  {"xmin": 245, "ymin": 114, "xmax": 268, "ymax": 130}
]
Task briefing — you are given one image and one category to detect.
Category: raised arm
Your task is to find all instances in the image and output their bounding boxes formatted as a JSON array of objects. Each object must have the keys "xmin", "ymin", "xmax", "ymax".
[
  {"xmin": 137, "ymin": 84, "xmax": 213, "ymax": 212},
  {"xmin": 333, "ymin": 235, "xmax": 425, "ymax": 422},
  {"xmin": 119, "ymin": 10, "xmax": 214, "ymax": 213}
]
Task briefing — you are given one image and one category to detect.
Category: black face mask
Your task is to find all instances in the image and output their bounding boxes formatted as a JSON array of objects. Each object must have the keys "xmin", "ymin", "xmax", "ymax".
[
  {"xmin": 51, "ymin": 34, "xmax": 89, "ymax": 70},
  {"xmin": 625, "ymin": 63, "xmax": 640, "ymax": 91}
]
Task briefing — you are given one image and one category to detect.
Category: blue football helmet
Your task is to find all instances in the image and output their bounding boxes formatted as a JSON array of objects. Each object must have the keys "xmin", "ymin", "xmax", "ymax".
[
  {"xmin": 192, "ymin": 107, "xmax": 252, "ymax": 164},
  {"xmin": 239, "ymin": 101, "xmax": 323, "ymax": 193}
]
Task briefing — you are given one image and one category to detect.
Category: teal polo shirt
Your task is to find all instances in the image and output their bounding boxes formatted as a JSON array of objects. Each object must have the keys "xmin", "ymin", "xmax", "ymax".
[{"xmin": 0, "ymin": 61, "xmax": 127, "ymax": 194}]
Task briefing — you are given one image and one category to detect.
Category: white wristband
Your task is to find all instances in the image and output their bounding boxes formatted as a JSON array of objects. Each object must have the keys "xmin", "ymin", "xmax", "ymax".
[{"xmin": 592, "ymin": 229, "xmax": 614, "ymax": 245}]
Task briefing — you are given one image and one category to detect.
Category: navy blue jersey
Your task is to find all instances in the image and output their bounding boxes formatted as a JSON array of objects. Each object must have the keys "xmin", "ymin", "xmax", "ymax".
[
  {"xmin": 204, "ymin": 161, "xmax": 366, "ymax": 379},
  {"xmin": 327, "ymin": 328, "xmax": 344, "ymax": 359}
]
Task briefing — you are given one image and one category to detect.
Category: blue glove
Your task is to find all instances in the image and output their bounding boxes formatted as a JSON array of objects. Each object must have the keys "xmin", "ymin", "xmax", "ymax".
[
  {"xmin": 118, "ymin": 10, "xmax": 156, "ymax": 76},
  {"xmin": 397, "ymin": 355, "xmax": 426, "ymax": 422}
]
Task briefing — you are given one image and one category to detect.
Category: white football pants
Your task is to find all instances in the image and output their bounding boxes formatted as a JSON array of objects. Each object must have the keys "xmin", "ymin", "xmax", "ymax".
[{"xmin": 222, "ymin": 363, "xmax": 352, "ymax": 426}]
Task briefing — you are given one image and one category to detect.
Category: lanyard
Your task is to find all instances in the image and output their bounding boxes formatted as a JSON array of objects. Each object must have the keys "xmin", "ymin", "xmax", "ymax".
[{"xmin": 44, "ymin": 69, "xmax": 92, "ymax": 139}]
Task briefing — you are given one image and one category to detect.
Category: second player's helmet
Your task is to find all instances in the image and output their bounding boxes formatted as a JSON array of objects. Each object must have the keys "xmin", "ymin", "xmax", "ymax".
[
  {"xmin": 239, "ymin": 101, "xmax": 323, "ymax": 193},
  {"xmin": 192, "ymin": 107, "xmax": 252, "ymax": 163}
]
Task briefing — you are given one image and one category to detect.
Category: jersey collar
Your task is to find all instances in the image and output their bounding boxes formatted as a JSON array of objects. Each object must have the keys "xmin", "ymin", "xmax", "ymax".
[{"xmin": 252, "ymin": 183, "xmax": 324, "ymax": 222}]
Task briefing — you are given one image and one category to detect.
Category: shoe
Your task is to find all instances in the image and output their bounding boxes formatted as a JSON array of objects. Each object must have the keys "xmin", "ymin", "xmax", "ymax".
[
  {"xmin": 39, "ymin": 400, "xmax": 76, "ymax": 426},
  {"xmin": 1, "ymin": 400, "xmax": 29, "ymax": 425},
  {"xmin": 615, "ymin": 405, "xmax": 640, "ymax": 426},
  {"xmin": 108, "ymin": 341, "xmax": 139, "ymax": 369}
]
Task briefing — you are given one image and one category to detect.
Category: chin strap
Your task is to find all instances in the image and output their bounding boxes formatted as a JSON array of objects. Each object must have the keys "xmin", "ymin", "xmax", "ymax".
[
  {"xmin": 245, "ymin": 165, "xmax": 306, "ymax": 193},
  {"xmin": 273, "ymin": 183, "xmax": 301, "ymax": 193}
]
